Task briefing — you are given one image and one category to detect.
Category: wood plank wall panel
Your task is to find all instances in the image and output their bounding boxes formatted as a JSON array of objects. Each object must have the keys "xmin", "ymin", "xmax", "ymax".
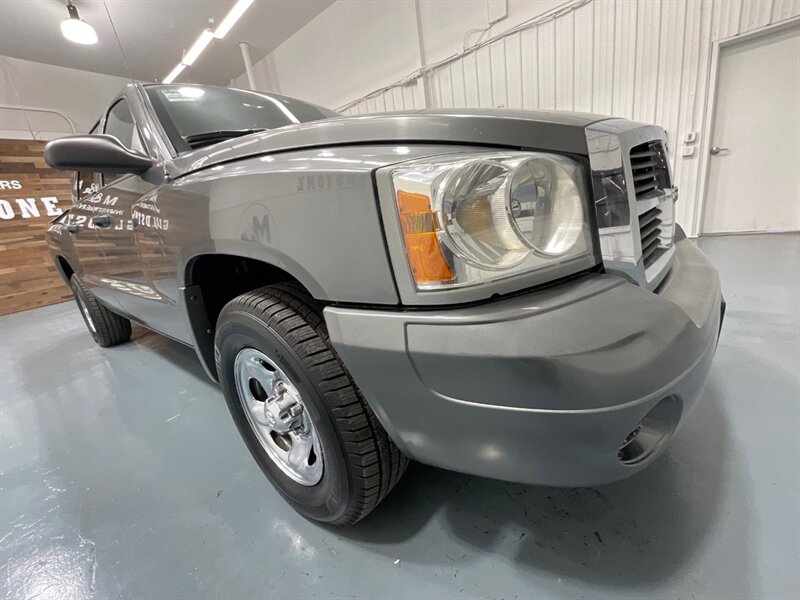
[
  {"xmin": 340, "ymin": 0, "xmax": 800, "ymax": 235},
  {"xmin": 0, "ymin": 139, "xmax": 73, "ymax": 316}
]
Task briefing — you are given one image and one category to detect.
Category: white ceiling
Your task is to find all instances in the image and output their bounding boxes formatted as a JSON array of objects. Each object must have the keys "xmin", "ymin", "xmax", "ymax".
[{"xmin": 0, "ymin": 0, "xmax": 334, "ymax": 86}]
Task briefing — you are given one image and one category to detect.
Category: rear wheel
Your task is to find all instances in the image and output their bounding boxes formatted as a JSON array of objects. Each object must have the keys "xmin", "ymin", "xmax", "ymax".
[
  {"xmin": 215, "ymin": 284, "xmax": 408, "ymax": 525},
  {"xmin": 70, "ymin": 275, "xmax": 131, "ymax": 347}
]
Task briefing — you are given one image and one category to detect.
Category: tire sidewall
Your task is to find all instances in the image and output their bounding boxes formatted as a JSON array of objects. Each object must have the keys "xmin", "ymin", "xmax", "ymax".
[
  {"xmin": 216, "ymin": 310, "xmax": 353, "ymax": 523},
  {"xmin": 70, "ymin": 276, "xmax": 100, "ymax": 345}
]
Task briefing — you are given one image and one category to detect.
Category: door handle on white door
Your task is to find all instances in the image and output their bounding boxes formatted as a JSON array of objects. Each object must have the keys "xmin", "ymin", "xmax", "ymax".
[{"xmin": 710, "ymin": 146, "xmax": 729, "ymax": 155}]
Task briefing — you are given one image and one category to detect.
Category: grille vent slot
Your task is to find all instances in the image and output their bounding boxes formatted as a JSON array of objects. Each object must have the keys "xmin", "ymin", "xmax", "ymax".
[
  {"xmin": 629, "ymin": 141, "xmax": 671, "ymax": 199},
  {"xmin": 630, "ymin": 141, "xmax": 672, "ymax": 269},
  {"xmin": 639, "ymin": 206, "xmax": 663, "ymax": 268}
]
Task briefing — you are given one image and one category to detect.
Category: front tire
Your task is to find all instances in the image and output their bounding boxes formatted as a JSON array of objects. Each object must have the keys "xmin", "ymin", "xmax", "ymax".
[
  {"xmin": 215, "ymin": 284, "xmax": 407, "ymax": 525},
  {"xmin": 70, "ymin": 275, "xmax": 131, "ymax": 347}
]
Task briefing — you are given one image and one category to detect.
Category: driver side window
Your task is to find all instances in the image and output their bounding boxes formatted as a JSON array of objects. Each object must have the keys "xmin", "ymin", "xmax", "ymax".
[
  {"xmin": 75, "ymin": 123, "xmax": 99, "ymax": 202},
  {"xmin": 103, "ymin": 99, "xmax": 145, "ymax": 184}
]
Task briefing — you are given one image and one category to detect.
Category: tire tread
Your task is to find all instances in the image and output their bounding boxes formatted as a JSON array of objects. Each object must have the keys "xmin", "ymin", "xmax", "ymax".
[{"xmin": 71, "ymin": 275, "xmax": 131, "ymax": 347}]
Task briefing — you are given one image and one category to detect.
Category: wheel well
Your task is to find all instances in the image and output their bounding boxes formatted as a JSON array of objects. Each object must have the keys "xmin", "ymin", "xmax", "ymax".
[
  {"xmin": 186, "ymin": 254, "xmax": 307, "ymax": 330},
  {"xmin": 184, "ymin": 254, "xmax": 309, "ymax": 380},
  {"xmin": 55, "ymin": 255, "xmax": 74, "ymax": 283}
]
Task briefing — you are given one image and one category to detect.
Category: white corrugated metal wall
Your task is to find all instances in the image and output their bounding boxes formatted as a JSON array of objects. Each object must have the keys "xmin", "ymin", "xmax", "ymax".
[{"xmin": 339, "ymin": 0, "xmax": 800, "ymax": 235}]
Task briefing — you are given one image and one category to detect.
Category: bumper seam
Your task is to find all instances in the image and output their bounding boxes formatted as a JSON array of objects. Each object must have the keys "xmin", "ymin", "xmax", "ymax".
[{"xmin": 407, "ymin": 294, "xmax": 721, "ymax": 415}]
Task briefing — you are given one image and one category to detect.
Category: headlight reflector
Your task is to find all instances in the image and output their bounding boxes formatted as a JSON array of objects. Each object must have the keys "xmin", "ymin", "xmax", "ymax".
[
  {"xmin": 439, "ymin": 160, "xmax": 529, "ymax": 269},
  {"xmin": 507, "ymin": 155, "xmax": 585, "ymax": 256}
]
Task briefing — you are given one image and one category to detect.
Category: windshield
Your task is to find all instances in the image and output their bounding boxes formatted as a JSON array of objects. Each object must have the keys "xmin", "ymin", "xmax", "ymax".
[{"xmin": 145, "ymin": 85, "xmax": 341, "ymax": 152}]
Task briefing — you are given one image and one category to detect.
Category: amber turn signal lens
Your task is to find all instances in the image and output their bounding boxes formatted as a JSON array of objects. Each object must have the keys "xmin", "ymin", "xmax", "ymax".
[{"xmin": 396, "ymin": 191, "xmax": 455, "ymax": 284}]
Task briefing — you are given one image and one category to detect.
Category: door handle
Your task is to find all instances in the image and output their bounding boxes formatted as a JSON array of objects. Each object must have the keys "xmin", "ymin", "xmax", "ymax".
[
  {"xmin": 65, "ymin": 223, "xmax": 82, "ymax": 234},
  {"xmin": 90, "ymin": 214, "xmax": 114, "ymax": 228},
  {"xmin": 709, "ymin": 146, "xmax": 729, "ymax": 155}
]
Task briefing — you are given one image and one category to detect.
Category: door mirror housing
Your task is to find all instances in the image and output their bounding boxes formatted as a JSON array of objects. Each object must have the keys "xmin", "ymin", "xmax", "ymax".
[{"xmin": 44, "ymin": 134, "xmax": 153, "ymax": 175}]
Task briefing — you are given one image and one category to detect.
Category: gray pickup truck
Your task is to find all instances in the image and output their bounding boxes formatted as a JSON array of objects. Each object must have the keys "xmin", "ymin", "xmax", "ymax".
[{"xmin": 44, "ymin": 83, "xmax": 723, "ymax": 525}]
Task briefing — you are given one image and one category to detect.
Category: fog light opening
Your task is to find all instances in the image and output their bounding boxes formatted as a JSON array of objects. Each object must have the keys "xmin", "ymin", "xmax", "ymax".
[{"xmin": 618, "ymin": 395, "xmax": 682, "ymax": 465}]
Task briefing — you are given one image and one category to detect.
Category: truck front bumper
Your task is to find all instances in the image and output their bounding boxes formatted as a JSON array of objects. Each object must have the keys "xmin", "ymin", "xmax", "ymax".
[{"xmin": 324, "ymin": 237, "xmax": 723, "ymax": 486}]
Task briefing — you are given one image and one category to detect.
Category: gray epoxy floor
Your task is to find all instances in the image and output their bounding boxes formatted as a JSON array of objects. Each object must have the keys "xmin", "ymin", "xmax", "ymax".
[{"xmin": 1, "ymin": 233, "xmax": 798, "ymax": 600}]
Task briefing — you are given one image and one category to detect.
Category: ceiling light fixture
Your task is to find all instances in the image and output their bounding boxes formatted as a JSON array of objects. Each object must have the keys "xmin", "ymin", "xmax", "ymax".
[
  {"xmin": 183, "ymin": 29, "xmax": 215, "ymax": 66},
  {"xmin": 162, "ymin": 0, "xmax": 253, "ymax": 83},
  {"xmin": 213, "ymin": 0, "xmax": 254, "ymax": 39},
  {"xmin": 162, "ymin": 28, "xmax": 212, "ymax": 83},
  {"xmin": 61, "ymin": 2, "xmax": 98, "ymax": 45},
  {"xmin": 163, "ymin": 63, "xmax": 186, "ymax": 84}
]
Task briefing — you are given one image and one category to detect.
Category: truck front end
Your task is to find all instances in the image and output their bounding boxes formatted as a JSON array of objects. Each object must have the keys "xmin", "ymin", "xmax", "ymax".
[{"xmin": 324, "ymin": 115, "xmax": 723, "ymax": 486}]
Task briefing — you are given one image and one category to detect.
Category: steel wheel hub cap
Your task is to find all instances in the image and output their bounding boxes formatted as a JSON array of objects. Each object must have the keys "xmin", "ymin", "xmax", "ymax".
[{"xmin": 234, "ymin": 348, "xmax": 323, "ymax": 486}]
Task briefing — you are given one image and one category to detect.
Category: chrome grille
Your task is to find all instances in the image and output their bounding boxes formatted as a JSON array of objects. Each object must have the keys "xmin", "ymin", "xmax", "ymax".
[
  {"xmin": 639, "ymin": 205, "xmax": 664, "ymax": 268},
  {"xmin": 630, "ymin": 141, "xmax": 672, "ymax": 270},
  {"xmin": 630, "ymin": 141, "xmax": 671, "ymax": 199},
  {"xmin": 586, "ymin": 120, "xmax": 677, "ymax": 292}
]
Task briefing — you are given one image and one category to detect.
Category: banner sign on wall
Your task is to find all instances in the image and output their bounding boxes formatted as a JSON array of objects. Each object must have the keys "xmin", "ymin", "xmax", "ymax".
[
  {"xmin": 0, "ymin": 180, "xmax": 64, "ymax": 220},
  {"xmin": 0, "ymin": 139, "xmax": 74, "ymax": 315}
]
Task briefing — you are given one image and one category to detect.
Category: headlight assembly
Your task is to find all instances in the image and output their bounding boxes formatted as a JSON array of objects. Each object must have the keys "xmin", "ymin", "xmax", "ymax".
[{"xmin": 390, "ymin": 151, "xmax": 594, "ymax": 291}]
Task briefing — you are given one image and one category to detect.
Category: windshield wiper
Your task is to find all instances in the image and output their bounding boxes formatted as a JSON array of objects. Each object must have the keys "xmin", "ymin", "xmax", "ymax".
[{"xmin": 185, "ymin": 128, "xmax": 267, "ymax": 149}]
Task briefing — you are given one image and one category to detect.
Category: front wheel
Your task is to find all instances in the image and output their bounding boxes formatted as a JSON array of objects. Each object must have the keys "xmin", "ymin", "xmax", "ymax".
[{"xmin": 215, "ymin": 284, "xmax": 407, "ymax": 525}]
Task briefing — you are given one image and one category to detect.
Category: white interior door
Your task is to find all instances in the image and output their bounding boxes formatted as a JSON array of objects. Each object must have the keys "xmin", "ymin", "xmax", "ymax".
[{"xmin": 702, "ymin": 23, "xmax": 800, "ymax": 234}]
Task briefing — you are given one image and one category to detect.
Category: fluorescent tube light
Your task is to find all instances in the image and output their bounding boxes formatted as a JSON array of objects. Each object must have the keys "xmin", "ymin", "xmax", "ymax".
[
  {"xmin": 214, "ymin": 0, "xmax": 254, "ymax": 39},
  {"xmin": 162, "ymin": 0, "xmax": 254, "ymax": 83},
  {"xmin": 183, "ymin": 29, "xmax": 214, "ymax": 66},
  {"xmin": 163, "ymin": 63, "xmax": 186, "ymax": 84}
]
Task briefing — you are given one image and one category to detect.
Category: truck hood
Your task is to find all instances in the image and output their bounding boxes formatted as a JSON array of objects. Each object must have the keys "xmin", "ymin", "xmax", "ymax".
[{"xmin": 170, "ymin": 109, "xmax": 612, "ymax": 177}]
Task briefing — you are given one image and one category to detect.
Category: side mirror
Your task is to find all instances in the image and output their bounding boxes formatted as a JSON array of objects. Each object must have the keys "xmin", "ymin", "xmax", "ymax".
[{"xmin": 44, "ymin": 134, "xmax": 153, "ymax": 174}]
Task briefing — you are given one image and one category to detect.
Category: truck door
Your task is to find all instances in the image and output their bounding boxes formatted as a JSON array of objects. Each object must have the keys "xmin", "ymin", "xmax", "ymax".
[
  {"xmin": 63, "ymin": 122, "xmax": 125, "ymax": 311},
  {"xmin": 98, "ymin": 98, "xmax": 192, "ymax": 343},
  {"xmin": 83, "ymin": 98, "xmax": 163, "ymax": 322}
]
